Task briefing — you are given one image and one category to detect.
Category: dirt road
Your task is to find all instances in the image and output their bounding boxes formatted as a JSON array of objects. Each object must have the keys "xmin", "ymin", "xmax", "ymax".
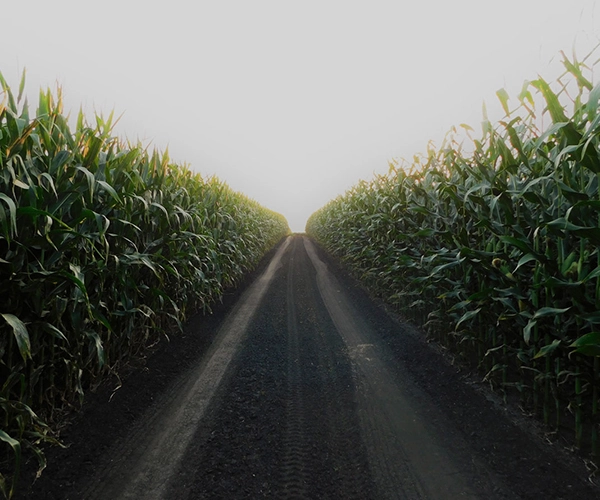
[{"xmin": 19, "ymin": 235, "xmax": 599, "ymax": 499}]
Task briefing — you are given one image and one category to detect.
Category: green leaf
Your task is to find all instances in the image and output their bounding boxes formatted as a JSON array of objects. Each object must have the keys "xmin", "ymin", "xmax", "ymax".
[
  {"xmin": 501, "ymin": 118, "xmax": 528, "ymax": 164},
  {"xmin": 545, "ymin": 218, "xmax": 600, "ymax": 244},
  {"xmin": 97, "ymin": 180, "xmax": 121, "ymax": 204},
  {"xmin": 546, "ymin": 217, "xmax": 585, "ymax": 231},
  {"xmin": 533, "ymin": 122, "xmax": 568, "ymax": 149},
  {"xmin": 1, "ymin": 313, "xmax": 31, "ymax": 362},
  {"xmin": 414, "ymin": 228, "xmax": 435, "ymax": 237},
  {"xmin": 41, "ymin": 322, "xmax": 69, "ymax": 344},
  {"xmin": 76, "ymin": 165, "xmax": 95, "ymax": 202},
  {"xmin": 561, "ymin": 51, "xmax": 593, "ymax": 91},
  {"xmin": 17, "ymin": 67, "xmax": 26, "ymax": 103},
  {"xmin": 82, "ymin": 135, "xmax": 103, "ymax": 168},
  {"xmin": 523, "ymin": 319, "xmax": 537, "ymax": 344},
  {"xmin": 455, "ymin": 308, "xmax": 482, "ymax": 330},
  {"xmin": 0, "ymin": 428, "xmax": 21, "ymax": 497},
  {"xmin": 542, "ymin": 277, "xmax": 582, "ymax": 289},
  {"xmin": 532, "ymin": 306, "xmax": 570, "ymax": 319},
  {"xmin": 569, "ymin": 332, "xmax": 600, "ymax": 357},
  {"xmin": 533, "ymin": 339, "xmax": 561, "ymax": 359},
  {"xmin": 514, "ymin": 253, "xmax": 538, "ymax": 273},
  {"xmin": 150, "ymin": 201, "xmax": 169, "ymax": 218},
  {"xmin": 39, "ymin": 172, "xmax": 58, "ymax": 197},
  {"xmin": 448, "ymin": 300, "xmax": 472, "ymax": 312},
  {"xmin": 430, "ymin": 258, "xmax": 464, "ymax": 277},
  {"xmin": 50, "ymin": 150, "xmax": 71, "ymax": 174},
  {"xmin": 556, "ymin": 180, "xmax": 588, "ymax": 202},
  {"xmin": 91, "ymin": 306, "xmax": 112, "ymax": 332},
  {"xmin": 496, "ymin": 88, "xmax": 510, "ymax": 116},
  {"xmin": 532, "ymin": 77, "xmax": 569, "ymax": 123},
  {"xmin": 578, "ymin": 312, "xmax": 600, "ymax": 324},
  {"xmin": 587, "ymin": 82, "xmax": 600, "ymax": 119},
  {"xmin": 500, "ymin": 235, "xmax": 534, "ymax": 255},
  {"xmin": 85, "ymin": 330, "xmax": 105, "ymax": 368},
  {"xmin": 0, "ymin": 429, "xmax": 20, "ymax": 451},
  {"xmin": 59, "ymin": 265, "xmax": 89, "ymax": 303},
  {"xmin": 0, "ymin": 193, "xmax": 18, "ymax": 238}
]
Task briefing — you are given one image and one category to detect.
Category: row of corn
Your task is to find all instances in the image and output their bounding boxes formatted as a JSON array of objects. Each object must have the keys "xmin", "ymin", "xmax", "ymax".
[
  {"xmin": 307, "ymin": 51, "xmax": 600, "ymax": 459},
  {"xmin": 0, "ymin": 72, "xmax": 289, "ymax": 498}
]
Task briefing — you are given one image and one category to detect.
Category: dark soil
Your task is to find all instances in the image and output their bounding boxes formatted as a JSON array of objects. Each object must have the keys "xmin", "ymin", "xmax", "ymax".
[
  {"xmin": 15, "ymin": 241, "xmax": 286, "ymax": 499},
  {"xmin": 317, "ymin": 240, "xmax": 600, "ymax": 500},
  {"xmin": 15, "ymin": 235, "xmax": 600, "ymax": 499},
  {"xmin": 166, "ymin": 235, "xmax": 375, "ymax": 499}
]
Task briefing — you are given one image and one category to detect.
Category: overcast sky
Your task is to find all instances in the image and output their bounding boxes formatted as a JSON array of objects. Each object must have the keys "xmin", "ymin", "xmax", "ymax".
[{"xmin": 2, "ymin": 1, "xmax": 600, "ymax": 231}]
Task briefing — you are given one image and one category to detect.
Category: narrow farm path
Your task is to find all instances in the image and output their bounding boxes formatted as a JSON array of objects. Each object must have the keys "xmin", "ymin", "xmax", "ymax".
[{"xmin": 18, "ymin": 235, "xmax": 600, "ymax": 499}]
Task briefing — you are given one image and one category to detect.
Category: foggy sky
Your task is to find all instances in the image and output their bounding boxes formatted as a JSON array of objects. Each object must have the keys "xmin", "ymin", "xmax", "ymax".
[{"xmin": 2, "ymin": 1, "xmax": 599, "ymax": 231}]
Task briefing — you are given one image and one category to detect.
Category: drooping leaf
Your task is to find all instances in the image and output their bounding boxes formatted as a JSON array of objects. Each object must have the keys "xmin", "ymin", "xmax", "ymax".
[
  {"xmin": 532, "ymin": 306, "xmax": 570, "ymax": 319},
  {"xmin": 1, "ymin": 313, "xmax": 31, "ymax": 362},
  {"xmin": 569, "ymin": 332, "xmax": 600, "ymax": 357},
  {"xmin": 455, "ymin": 308, "xmax": 482, "ymax": 330},
  {"xmin": 533, "ymin": 339, "xmax": 561, "ymax": 359}
]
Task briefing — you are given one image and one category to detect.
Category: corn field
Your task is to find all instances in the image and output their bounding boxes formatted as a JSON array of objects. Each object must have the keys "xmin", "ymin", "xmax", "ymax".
[
  {"xmin": 0, "ymin": 72, "xmax": 289, "ymax": 498},
  {"xmin": 307, "ymin": 51, "xmax": 600, "ymax": 460}
]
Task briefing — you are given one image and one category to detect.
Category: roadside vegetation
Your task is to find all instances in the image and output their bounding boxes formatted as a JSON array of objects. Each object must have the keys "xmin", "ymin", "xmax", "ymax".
[
  {"xmin": 0, "ymin": 72, "xmax": 289, "ymax": 498},
  {"xmin": 307, "ymin": 50, "xmax": 600, "ymax": 463}
]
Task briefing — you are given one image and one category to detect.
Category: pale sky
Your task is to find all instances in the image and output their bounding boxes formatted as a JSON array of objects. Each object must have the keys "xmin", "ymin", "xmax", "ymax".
[{"xmin": 2, "ymin": 1, "xmax": 599, "ymax": 231}]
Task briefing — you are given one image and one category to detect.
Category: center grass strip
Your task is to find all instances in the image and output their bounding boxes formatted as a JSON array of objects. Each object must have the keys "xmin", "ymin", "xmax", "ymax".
[{"xmin": 82, "ymin": 237, "xmax": 291, "ymax": 500}]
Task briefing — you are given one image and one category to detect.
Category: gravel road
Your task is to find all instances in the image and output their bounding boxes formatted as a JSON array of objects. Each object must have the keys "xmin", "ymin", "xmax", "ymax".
[{"xmin": 17, "ymin": 235, "xmax": 600, "ymax": 499}]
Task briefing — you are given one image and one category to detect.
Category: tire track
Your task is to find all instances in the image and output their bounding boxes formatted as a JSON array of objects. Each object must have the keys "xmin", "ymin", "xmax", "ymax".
[
  {"xmin": 80, "ymin": 237, "xmax": 291, "ymax": 500},
  {"xmin": 304, "ymin": 237, "xmax": 485, "ymax": 499},
  {"xmin": 279, "ymin": 241, "xmax": 312, "ymax": 499},
  {"xmin": 277, "ymin": 236, "xmax": 376, "ymax": 499},
  {"xmin": 310, "ymin": 316, "xmax": 377, "ymax": 499},
  {"xmin": 303, "ymin": 264, "xmax": 376, "ymax": 498}
]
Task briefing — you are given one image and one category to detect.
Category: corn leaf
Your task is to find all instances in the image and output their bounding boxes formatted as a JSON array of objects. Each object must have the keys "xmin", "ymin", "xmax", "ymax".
[{"xmin": 1, "ymin": 313, "xmax": 31, "ymax": 362}]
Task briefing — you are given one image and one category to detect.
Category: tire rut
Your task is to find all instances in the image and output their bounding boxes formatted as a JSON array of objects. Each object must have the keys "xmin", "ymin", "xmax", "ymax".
[
  {"xmin": 309, "ymin": 307, "xmax": 376, "ymax": 499},
  {"xmin": 276, "ymin": 236, "xmax": 375, "ymax": 499},
  {"xmin": 168, "ymin": 235, "xmax": 373, "ymax": 499},
  {"xmin": 304, "ymin": 237, "xmax": 490, "ymax": 499},
  {"xmin": 279, "ymin": 242, "xmax": 312, "ymax": 498},
  {"xmin": 78, "ymin": 238, "xmax": 291, "ymax": 500}
]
